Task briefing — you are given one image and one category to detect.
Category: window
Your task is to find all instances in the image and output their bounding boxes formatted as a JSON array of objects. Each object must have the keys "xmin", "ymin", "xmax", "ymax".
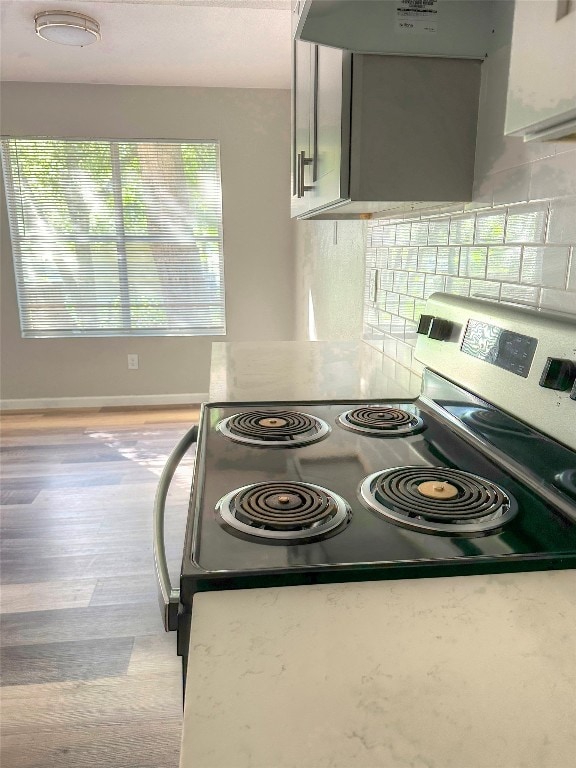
[{"xmin": 0, "ymin": 138, "xmax": 226, "ymax": 337}]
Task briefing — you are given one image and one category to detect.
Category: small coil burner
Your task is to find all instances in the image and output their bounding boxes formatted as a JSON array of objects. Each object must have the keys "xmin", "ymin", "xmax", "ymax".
[
  {"xmin": 217, "ymin": 481, "xmax": 351, "ymax": 542},
  {"xmin": 337, "ymin": 406, "xmax": 425, "ymax": 437},
  {"xmin": 360, "ymin": 466, "xmax": 518, "ymax": 536},
  {"xmin": 217, "ymin": 410, "xmax": 330, "ymax": 448}
]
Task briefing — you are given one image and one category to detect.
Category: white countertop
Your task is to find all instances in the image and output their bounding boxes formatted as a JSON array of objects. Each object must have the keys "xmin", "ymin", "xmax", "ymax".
[
  {"xmin": 180, "ymin": 570, "xmax": 576, "ymax": 768},
  {"xmin": 209, "ymin": 341, "xmax": 422, "ymax": 402}
]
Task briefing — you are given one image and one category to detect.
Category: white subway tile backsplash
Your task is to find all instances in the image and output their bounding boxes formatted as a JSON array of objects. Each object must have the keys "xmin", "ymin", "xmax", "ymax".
[
  {"xmin": 365, "ymin": 247, "xmax": 377, "ymax": 266},
  {"xmin": 424, "ymin": 274, "xmax": 446, "ymax": 298},
  {"xmin": 363, "ymin": 322, "xmax": 378, "ymax": 338},
  {"xmin": 540, "ymin": 289, "xmax": 576, "ymax": 314},
  {"xmin": 393, "ymin": 271, "xmax": 409, "ymax": 295},
  {"xmin": 396, "ymin": 341, "xmax": 413, "ymax": 368},
  {"xmin": 401, "ymin": 248, "xmax": 418, "ymax": 271},
  {"xmin": 363, "ymin": 198, "xmax": 576, "ymax": 372},
  {"xmin": 547, "ymin": 197, "xmax": 576, "ymax": 243},
  {"xmin": 417, "ymin": 247, "xmax": 437, "ymax": 273},
  {"xmin": 385, "ymin": 292, "xmax": 400, "ymax": 315},
  {"xmin": 399, "ymin": 295, "xmax": 415, "ymax": 320},
  {"xmin": 377, "ymin": 312, "xmax": 391, "ymax": 333},
  {"xmin": 379, "ymin": 270, "xmax": 394, "ymax": 292},
  {"xmin": 475, "ymin": 212, "xmax": 505, "ymax": 243},
  {"xmin": 505, "ymin": 204, "xmax": 547, "ymax": 244},
  {"xmin": 375, "ymin": 247, "xmax": 388, "ymax": 268},
  {"xmin": 364, "ymin": 329, "xmax": 385, "ymax": 352},
  {"xmin": 390, "ymin": 315, "xmax": 406, "ymax": 338},
  {"xmin": 500, "ymin": 284, "xmax": 540, "ymax": 306},
  {"xmin": 383, "ymin": 337, "xmax": 398, "ymax": 358},
  {"xmin": 459, "ymin": 247, "xmax": 487, "ymax": 278},
  {"xmin": 436, "ymin": 247, "xmax": 460, "ymax": 275},
  {"xmin": 521, "ymin": 247, "xmax": 569, "ymax": 288},
  {"xmin": 486, "ymin": 246, "xmax": 522, "ymax": 282},
  {"xmin": 449, "ymin": 215, "xmax": 475, "ymax": 245},
  {"xmin": 381, "ymin": 226, "xmax": 397, "ymax": 245},
  {"xmin": 427, "ymin": 218, "xmax": 450, "ymax": 245},
  {"xmin": 445, "ymin": 277, "xmax": 471, "ymax": 296},
  {"xmin": 395, "ymin": 362, "xmax": 412, "ymax": 390},
  {"xmin": 395, "ymin": 223, "xmax": 412, "ymax": 245},
  {"xmin": 405, "ymin": 320, "xmax": 418, "ymax": 342},
  {"xmin": 388, "ymin": 247, "xmax": 402, "ymax": 269},
  {"xmin": 369, "ymin": 229, "xmax": 383, "ymax": 247},
  {"xmin": 470, "ymin": 280, "xmax": 501, "ymax": 300},
  {"xmin": 414, "ymin": 298, "xmax": 427, "ymax": 320},
  {"xmin": 407, "ymin": 272, "xmax": 425, "ymax": 298},
  {"xmin": 410, "ymin": 221, "xmax": 428, "ymax": 245}
]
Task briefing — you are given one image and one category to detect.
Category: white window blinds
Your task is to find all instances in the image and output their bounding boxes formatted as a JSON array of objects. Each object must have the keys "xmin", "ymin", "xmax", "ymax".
[{"xmin": 0, "ymin": 138, "xmax": 226, "ymax": 337}]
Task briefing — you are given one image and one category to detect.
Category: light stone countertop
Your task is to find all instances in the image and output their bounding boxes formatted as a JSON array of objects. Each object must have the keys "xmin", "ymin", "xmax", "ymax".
[
  {"xmin": 180, "ymin": 570, "xmax": 576, "ymax": 768},
  {"xmin": 209, "ymin": 341, "xmax": 422, "ymax": 402}
]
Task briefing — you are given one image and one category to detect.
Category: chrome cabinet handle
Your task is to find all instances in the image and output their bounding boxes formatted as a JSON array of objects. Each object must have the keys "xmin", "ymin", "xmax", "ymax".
[
  {"xmin": 153, "ymin": 423, "xmax": 198, "ymax": 631},
  {"xmin": 297, "ymin": 149, "xmax": 314, "ymax": 198}
]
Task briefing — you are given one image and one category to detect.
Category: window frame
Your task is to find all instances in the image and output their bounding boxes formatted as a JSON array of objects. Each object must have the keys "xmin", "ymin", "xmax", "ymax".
[{"xmin": 0, "ymin": 135, "xmax": 227, "ymax": 339}]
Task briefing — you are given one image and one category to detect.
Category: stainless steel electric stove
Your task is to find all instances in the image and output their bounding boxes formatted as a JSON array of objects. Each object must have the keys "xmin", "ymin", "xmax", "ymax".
[{"xmin": 153, "ymin": 294, "xmax": 576, "ymax": 682}]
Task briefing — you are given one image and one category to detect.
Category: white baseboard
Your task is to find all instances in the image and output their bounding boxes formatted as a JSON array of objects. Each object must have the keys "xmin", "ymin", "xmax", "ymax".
[{"xmin": 0, "ymin": 393, "xmax": 209, "ymax": 411}]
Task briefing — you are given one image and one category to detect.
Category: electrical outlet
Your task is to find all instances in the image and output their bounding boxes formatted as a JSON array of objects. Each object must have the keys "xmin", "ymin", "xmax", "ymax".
[{"xmin": 127, "ymin": 354, "xmax": 139, "ymax": 370}]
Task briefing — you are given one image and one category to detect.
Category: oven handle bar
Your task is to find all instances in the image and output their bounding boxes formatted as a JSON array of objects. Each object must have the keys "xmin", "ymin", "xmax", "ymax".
[{"xmin": 153, "ymin": 424, "xmax": 198, "ymax": 632}]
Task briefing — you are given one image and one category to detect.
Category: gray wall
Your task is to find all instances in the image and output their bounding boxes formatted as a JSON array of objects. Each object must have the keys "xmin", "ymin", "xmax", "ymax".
[{"xmin": 0, "ymin": 83, "xmax": 294, "ymax": 403}]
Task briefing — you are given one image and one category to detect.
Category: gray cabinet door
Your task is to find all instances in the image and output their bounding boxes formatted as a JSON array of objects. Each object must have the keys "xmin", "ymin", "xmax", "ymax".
[
  {"xmin": 311, "ymin": 45, "xmax": 348, "ymax": 213},
  {"xmin": 291, "ymin": 38, "xmax": 316, "ymax": 217}
]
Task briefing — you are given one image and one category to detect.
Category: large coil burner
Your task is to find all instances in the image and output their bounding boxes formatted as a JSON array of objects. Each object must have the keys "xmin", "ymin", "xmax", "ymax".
[
  {"xmin": 360, "ymin": 466, "xmax": 518, "ymax": 536},
  {"xmin": 217, "ymin": 481, "xmax": 351, "ymax": 542},
  {"xmin": 217, "ymin": 410, "xmax": 330, "ymax": 448},
  {"xmin": 338, "ymin": 406, "xmax": 425, "ymax": 437}
]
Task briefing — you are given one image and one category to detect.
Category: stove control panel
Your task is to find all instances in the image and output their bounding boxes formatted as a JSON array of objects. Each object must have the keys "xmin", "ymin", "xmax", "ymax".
[
  {"xmin": 461, "ymin": 319, "xmax": 537, "ymax": 378},
  {"xmin": 539, "ymin": 357, "xmax": 576, "ymax": 391},
  {"xmin": 414, "ymin": 293, "xmax": 576, "ymax": 451}
]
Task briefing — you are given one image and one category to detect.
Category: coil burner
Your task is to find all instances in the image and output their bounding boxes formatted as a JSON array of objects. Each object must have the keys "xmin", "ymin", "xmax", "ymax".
[
  {"xmin": 360, "ymin": 466, "xmax": 518, "ymax": 536},
  {"xmin": 217, "ymin": 481, "xmax": 351, "ymax": 542},
  {"xmin": 338, "ymin": 406, "xmax": 425, "ymax": 437},
  {"xmin": 217, "ymin": 410, "xmax": 330, "ymax": 448}
]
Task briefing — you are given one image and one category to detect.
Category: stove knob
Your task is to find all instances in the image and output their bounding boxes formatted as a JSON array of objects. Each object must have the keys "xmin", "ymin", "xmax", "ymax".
[
  {"xmin": 416, "ymin": 314, "xmax": 434, "ymax": 335},
  {"xmin": 539, "ymin": 357, "xmax": 576, "ymax": 391},
  {"xmin": 428, "ymin": 317, "xmax": 454, "ymax": 342}
]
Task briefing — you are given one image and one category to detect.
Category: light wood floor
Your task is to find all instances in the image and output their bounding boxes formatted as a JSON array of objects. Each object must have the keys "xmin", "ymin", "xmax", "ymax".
[{"xmin": 0, "ymin": 407, "xmax": 199, "ymax": 768}]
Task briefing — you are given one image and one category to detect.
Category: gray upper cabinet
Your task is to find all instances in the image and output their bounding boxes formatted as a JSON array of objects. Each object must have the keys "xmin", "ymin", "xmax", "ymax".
[
  {"xmin": 311, "ymin": 44, "xmax": 346, "ymax": 213},
  {"xmin": 291, "ymin": 38, "xmax": 316, "ymax": 218},
  {"xmin": 291, "ymin": 47, "xmax": 482, "ymax": 219}
]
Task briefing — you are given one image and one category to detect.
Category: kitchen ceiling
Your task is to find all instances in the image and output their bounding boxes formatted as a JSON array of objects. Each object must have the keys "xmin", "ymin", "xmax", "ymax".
[{"xmin": 0, "ymin": 0, "xmax": 292, "ymax": 88}]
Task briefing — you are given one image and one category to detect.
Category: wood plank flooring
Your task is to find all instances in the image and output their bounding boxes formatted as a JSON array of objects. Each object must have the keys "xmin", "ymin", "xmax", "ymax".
[{"xmin": 0, "ymin": 407, "xmax": 199, "ymax": 768}]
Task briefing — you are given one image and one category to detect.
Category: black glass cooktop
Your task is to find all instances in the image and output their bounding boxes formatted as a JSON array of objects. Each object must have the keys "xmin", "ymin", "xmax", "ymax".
[{"xmin": 180, "ymin": 388, "xmax": 576, "ymax": 601}]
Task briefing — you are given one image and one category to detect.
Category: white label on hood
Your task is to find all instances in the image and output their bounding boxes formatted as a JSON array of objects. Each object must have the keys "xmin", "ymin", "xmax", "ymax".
[{"xmin": 396, "ymin": 0, "xmax": 439, "ymax": 34}]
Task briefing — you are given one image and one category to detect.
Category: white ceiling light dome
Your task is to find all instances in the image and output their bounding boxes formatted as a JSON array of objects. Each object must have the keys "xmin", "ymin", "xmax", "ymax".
[{"xmin": 34, "ymin": 10, "xmax": 101, "ymax": 47}]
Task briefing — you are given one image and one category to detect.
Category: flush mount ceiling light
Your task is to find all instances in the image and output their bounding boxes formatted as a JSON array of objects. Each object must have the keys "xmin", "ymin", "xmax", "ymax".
[{"xmin": 34, "ymin": 10, "xmax": 101, "ymax": 46}]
